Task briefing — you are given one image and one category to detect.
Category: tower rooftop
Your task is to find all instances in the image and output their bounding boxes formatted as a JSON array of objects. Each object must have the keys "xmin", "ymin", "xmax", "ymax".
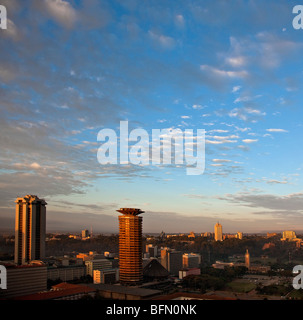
[{"xmin": 116, "ymin": 208, "xmax": 144, "ymax": 216}]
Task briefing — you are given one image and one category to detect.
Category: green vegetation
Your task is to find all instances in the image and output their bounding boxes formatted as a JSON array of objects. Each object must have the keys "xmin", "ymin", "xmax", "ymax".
[
  {"xmin": 181, "ymin": 266, "xmax": 247, "ymax": 293},
  {"xmin": 256, "ymin": 284, "xmax": 292, "ymax": 296},
  {"xmin": 225, "ymin": 281, "xmax": 256, "ymax": 293}
]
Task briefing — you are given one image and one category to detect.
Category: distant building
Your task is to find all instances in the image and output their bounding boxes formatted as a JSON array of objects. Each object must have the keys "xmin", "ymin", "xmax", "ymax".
[
  {"xmin": 146, "ymin": 244, "xmax": 158, "ymax": 257},
  {"xmin": 201, "ymin": 232, "xmax": 213, "ymax": 238},
  {"xmin": 93, "ymin": 269, "xmax": 118, "ymax": 284},
  {"xmin": 179, "ymin": 268, "xmax": 201, "ymax": 280},
  {"xmin": 183, "ymin": 253, "xmax": 201, "ymax": 269},
  {"xmin": 236, "ymin": 232, "xmax": 243, "ymax": 240},
  {"xmin": 161, "ymin": 248, "xmax": 170, "ymax": 270},
  {"xmin": 188, "ymin": 231, "xmax": 195, "ymax": 238},
  {"xmin": 167, "ymin": 251, "xmax": 183, "ymax": 276},
  {"xmin": 76, "ymin": 252, "xmax": 104, "ymax": 261},
  {"xmin": 281, "ymin": 230, "xmax": 297, "ymax": 241},
  {"xmin": 81, "ymin": 229, "xmax": 89, "ymax": 239},
  {"xmin": 267, "ymin": 232, "xmax": 277, "ymax": 238},
  {"xmin": 245, "ymin": 249, "xmax": 250, "ymax": 268},
  {"xmin": 14, "ymin": 195, "xmax": 47, "ymax": 265},
  {"xmin": 85, "ymin": 259, "xmax": 112, "ymax": 277},
  {"xmin": 47, "ymin": 265, "xmax": 86, "ymax": 282},
  {"xmin": 214, "ymin": 222, "xmax": 223, "ymax": 241},
  {"xmin": 212, "ymin": 261, "xmax": 234, "ymax": 269}
]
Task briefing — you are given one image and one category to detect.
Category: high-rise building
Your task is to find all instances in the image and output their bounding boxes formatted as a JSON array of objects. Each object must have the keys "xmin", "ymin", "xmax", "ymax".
[
  {"xmin": 167, "ymin": 251, "xmax": 183, "ymax": 276},
  {"xmin": 183, "ymin": 253, "xmax": 201, "ymax": 269},
  {"xmin": 81, "ymin": 229, "xmax": 89, "ymax": 239},
  {"xmin": 281, "ymin": 230, "xmax": 297, "ymax": 241},
  {"xmin": 236, "ymin": 232, "xmax": 243, "ymax": 240},
  {"xmin": 214, "ymin": 222, "xmax": 223, "ymax": 241},
  {"xmin": 146, "ymin": 244, "xmax": 158, "ymax": 257},
  {"xmin": 14, "ymin": 195, "xmax": 47, "ymax": 265},
  {"xmin": 245, "ymin": 249, "xmax": 250, "ymax": 268},
  {"xmin": 117, "ymin": 208, "xmax": 144, "ymax": 286}
]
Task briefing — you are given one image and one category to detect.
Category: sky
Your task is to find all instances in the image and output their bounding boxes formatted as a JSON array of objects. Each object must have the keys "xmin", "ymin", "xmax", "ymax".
[{"xmin": 1, "ymin": 0, "xmax": 303, "ymax": 234}]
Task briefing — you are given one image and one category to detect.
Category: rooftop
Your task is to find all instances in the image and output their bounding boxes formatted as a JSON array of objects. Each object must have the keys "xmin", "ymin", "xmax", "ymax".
[
  {"xmin": 116, "ymin": 208, "xmax": 145, "ymax": 216},
  {"xmin": 88, "ymin": 283, "xmax": 161, "ymax": 298}
]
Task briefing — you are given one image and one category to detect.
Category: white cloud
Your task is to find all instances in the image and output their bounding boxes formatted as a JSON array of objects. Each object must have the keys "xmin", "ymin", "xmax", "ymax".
[
  {"xmin": 242, "ymin": 139, "xmax": 258, "ymax": 143},
  {"xmin": 232, "ymin": 85, "xmax": 241, "ymax": 93},
  {"xmin": 192, "ymin": 104, "xmax": 204, "ymax": 109},
  {"xmin": 266, "ymin": 128, "xmax": 288, "ymax": 133},
  {"xmin": 229, "ymin": 107, "xmax": 266, "ymax": 122},
  {"xmin": 148, "ymin": 30, "xmax": 175, "ymax": 49},
  {"xmin": 175, "ymin": 14, "xmax": 185, "ymax": 28},
  {"xmin": 226, "ymin": 56, "xmax": 246, "ymax": 67},
  {"xmin": 200, "ymin": 64, "xmax": 248, "ymax": 79},
  {"xmin": 212, "ymin": 159, "xmax": 232, "ymax": 163},
  {"xmin": 44, "ymin": 0, "xmax": 77, "ymax": 29}
]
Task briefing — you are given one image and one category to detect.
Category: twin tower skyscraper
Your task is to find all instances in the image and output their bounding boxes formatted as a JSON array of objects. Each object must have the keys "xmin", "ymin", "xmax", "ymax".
[{"xmin": 14, "ymin": 195, "xmax": 144, "ymax": 286}]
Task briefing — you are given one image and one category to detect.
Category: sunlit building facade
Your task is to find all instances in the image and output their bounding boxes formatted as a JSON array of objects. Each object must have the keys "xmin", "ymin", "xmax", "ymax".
[
  {"xmin": 214, "ymin": 222, "xmax": 223, "ymax": 241},
  {"xmin": 14, "ymin": 195, "xmax": 47, "ymax": 265},
  {"xmin": 117, "ymin": 208, "xmax": 144, "ymax": 285}
]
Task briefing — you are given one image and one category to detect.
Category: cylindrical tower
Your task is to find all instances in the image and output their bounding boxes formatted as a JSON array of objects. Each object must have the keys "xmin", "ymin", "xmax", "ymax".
[{"xmin": 117, "ymin": 208, "xmax": 144, "ymax": 286}]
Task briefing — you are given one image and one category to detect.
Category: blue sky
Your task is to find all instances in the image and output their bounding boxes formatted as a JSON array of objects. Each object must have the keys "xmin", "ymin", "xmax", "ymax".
[{"xmin": 1, "ymin": 0, "xmax": 303, "ymax": 233}]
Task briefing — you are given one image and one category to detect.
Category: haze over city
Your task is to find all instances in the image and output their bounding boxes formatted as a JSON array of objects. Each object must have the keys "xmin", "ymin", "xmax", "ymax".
[{"xmin": 1, "ymin": 0, "xmax": 303, "ymax": 234}]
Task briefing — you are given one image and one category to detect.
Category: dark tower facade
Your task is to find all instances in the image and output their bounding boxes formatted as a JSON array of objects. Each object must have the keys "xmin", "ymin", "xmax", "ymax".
[{"xmin": 117, "ymin": 208, "xmax": 144, "ymax": 285}]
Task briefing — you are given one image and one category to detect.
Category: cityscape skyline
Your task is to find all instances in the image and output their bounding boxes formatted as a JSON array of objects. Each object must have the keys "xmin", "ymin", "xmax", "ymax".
[
  {"xmin": 1, "ymin": 1, "xmax": 303, "ymax": 234},
  {"xmin": 1, "ymin": 194, "xmax": 302, "ymax": 235}
]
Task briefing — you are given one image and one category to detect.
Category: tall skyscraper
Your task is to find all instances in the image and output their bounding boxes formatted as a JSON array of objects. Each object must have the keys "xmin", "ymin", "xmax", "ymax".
[
  {"xmin": 245, "ymin": 249, "xmax": 250, "ymax": 268},
  {"xmin": 117, "ymin": 208, "xmax": 144, "ymax": 286},
  {"xmin": 214, "ymin": 222, "xmax": 223, "ymax": 241},
  {"xmin": 14, "ymin": 195, "xmax": 47, "ymax": 265}
]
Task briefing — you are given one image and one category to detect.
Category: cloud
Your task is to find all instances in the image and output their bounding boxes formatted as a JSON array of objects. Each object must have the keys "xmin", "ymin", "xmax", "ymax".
[
  {"xmin": 192, "ymin": 104, "xmax": 204, "ymax": 109},
  {"xmin": 266, "ymin": 179, "xmax": 288, "ymax": 185},
  {"xmin": 43, "ymin": 0, "xmax": 77, "ymax": 29},
  {"xmin": 232, "ymin": 85, "xmax": 241, "ymax": 93},
  {"xmin": 212, "ymin": 159, "xmax": 232, "ymax": 163},
  {"xmin": 266, "ymin": 129, "xmax": 288, "ymax": 133},
  {"xmin": 242, "ymin": 139, "xmax": 258, "ymax": 143},
  {"xmin": 228, "ymin": 107, "xmax": 266, "ymax": 122},
  {"xmin": 200, "ymin": 64, "xmax": 248, "ymax": 79},
  {"xmin": 148, "ymin": 30, "xmax": 175, "ymax": 49},
  {"xmin": 175, "ymin": 14, "xmax": 185, "ymax": 28},
  {"xmin": 218, "ymin": 192, "xmax": 303, "ymax": 213}
]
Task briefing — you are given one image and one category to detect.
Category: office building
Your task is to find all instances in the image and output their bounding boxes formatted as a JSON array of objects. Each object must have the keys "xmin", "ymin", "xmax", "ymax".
[
  {"xmin": 183, "ymin": 253, "xmax": 201, "ymax": 269},
  {"xmin": 93, "ymin": 269, "xmax": 118, "ymax": 284},
  {"xmin": 14, "ymin": 195, "xmax": 47, "ymax": 265},
  {"xmin": 160, "ymin": 247, "xmax": 170, "ymax": 270},
  {"xmin": 236, "ymin": 232, "xmax": 243, "ymax": 240},
  {"xmin": 0, "ymin": 262, "xmax": 47, "ymax": 299},
  {"xmin": 168, "ymin": 251, "xmax": 183, "ymax": 276},
  {"xmin": 117, "ymin": 208, "xmax": 144, "ymax": 285},
  {"xmin": 281, "ymin": 230, "xmax": 297, "ymax": 241},
  {"xmin": 245, "ymin": 249, "xmax": 250, "ymax": 268},
  {"xmin": 85, "ymin": 259, "xmax": 112, "ymax": 277},
  {"xmin": 214, "ymin": 222, "xmax": 223, "ymax": 241},
  {"xmin": 81, "ymin": 229, "xmax": 89, "ymax": 239},
  {"xmin": 179, "ymin": 268, "xmax": 201, "ymax": 280},
  {"xmin": 146, "ymin": 244, "xmax": 158, "ymax": 257},
  {"xmin": 47, "ymin": 265, "xmax": 86, "ymax": 282}
]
